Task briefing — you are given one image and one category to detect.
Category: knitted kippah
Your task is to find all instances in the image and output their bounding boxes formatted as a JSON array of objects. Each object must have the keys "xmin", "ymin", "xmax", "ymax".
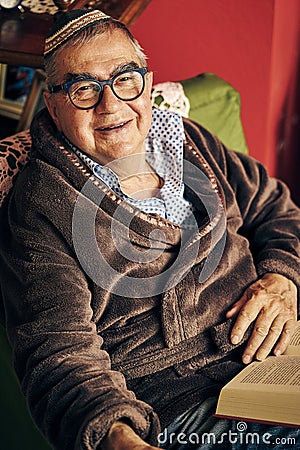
[{"xmin": 44, "ymin": 9, "xmax": 111, "ymax": 57}]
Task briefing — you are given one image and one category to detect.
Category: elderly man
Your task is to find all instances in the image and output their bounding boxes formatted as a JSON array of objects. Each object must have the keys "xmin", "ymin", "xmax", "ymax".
[{"xmin": 0, "ymin": 9, "xmax": 299, "ymax": 450}]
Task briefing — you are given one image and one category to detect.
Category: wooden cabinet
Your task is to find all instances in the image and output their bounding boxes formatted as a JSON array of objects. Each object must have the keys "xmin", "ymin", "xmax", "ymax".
[{"xmin": 0, "ymin": 0, "xmax": 151, "ymax": 67}]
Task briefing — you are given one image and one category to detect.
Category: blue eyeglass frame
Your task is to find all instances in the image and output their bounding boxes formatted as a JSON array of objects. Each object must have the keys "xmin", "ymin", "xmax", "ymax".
[{"xmin": 48, "ymin": 67, "xmax": 148, "ymax": 110}]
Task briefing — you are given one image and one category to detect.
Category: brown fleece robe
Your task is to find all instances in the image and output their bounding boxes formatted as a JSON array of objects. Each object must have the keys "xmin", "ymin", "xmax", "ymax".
[{"xmin": 0, "ymin": 109, "xmax": 299, "ymax": 449}]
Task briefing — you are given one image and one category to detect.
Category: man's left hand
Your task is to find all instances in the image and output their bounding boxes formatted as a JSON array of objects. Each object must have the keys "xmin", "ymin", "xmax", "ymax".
[{"xmin": 226, "ymin": 273, "xmax": 298, "ymax": 364}]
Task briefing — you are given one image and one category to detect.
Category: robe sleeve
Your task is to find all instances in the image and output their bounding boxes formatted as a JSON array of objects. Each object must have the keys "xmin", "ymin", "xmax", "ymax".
[{"xmin": 0, "ymin": 173, "xmax": 159, "ymax": 450}]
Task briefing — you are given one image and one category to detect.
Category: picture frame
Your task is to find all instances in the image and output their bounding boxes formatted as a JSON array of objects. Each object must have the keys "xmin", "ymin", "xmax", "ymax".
[
  {"xmin": 16, "ymin": 69, "xmax": 46, "ymax": 132},
  {"xmin": 0, "ymin": 63, "xmax": 35, "ymax": 120}
]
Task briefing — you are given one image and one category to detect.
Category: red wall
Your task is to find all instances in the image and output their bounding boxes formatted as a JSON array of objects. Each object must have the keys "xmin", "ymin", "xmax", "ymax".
[
  {"xmin": 267, "ymin": 0, "xmax": 300, "ymax": 205},
  {"xmin": 131, "ymin": 0, "xmax": 300, "ymax": 203}
]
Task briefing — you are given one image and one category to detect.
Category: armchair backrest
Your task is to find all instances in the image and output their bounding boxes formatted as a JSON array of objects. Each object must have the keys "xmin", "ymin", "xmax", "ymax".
[{"xmin": 0, "ymin": 130, "xmax": 31, "ymax": 207}]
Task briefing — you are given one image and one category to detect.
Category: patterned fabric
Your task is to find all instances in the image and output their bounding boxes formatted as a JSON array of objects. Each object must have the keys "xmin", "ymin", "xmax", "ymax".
[
  {"xmin": 0, "ymin": 130, "xmax": 31, "ymax": 207},
  {"xmin": 151, "ymin": 82, "xmax": 190, "ymax": 118},
  {"xmin": 71, "ymin": 108, "xmax": 196, "ymax": 228},
  {"xmin": 22, "ymin": 0, "xmax": 57, "ymax": 14}
]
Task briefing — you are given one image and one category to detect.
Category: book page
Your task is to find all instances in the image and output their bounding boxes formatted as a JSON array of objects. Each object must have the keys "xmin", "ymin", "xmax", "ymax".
[
  {"xmin": 238, "ymin": 356, "xmax": 300, "ymax": 386},
  {"xmin": 215, "ymin": 322, "xmax": 300, "ymax": 426},
  {"xmin": 215, "ymin": 356, "xmax": 300, "ymax": 425},
  {"xmin": 284, "ymin": 321, "xmax": 300, "ymax": 356}
]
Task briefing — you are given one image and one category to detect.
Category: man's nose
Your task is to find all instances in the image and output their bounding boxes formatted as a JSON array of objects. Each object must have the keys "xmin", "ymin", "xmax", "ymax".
[{"xmin": 95, "ymin": 85, "xmax": 121, "ymax": 113}]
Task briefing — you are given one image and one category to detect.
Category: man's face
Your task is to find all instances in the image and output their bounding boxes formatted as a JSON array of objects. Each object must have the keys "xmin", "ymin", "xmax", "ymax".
[{"xmin": 44, "ymin": 30, "xmax": 153, "ymax": 165}]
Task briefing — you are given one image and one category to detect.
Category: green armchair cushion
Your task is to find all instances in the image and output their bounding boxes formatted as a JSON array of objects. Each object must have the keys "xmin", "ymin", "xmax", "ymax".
[{"xmin": 151, "ymin": 72, "xmax": 248, "ymax": 154}]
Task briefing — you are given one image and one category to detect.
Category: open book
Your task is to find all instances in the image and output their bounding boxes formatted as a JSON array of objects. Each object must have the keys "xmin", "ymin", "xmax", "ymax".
[{"xmin": 215, "ymin": 321, "xmax": 300, "ymax": 427}]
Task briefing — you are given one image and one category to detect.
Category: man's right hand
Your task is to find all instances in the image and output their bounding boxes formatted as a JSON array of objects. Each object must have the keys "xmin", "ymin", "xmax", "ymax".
[{"xmin": 100, "ymin": 421, "xmax": 160, "ymax": 450}]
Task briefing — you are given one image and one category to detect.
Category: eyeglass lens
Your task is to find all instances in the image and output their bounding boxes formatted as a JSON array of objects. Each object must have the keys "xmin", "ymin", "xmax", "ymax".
[{"xmin": 69, "ymin": 70, "xmax": 145, "ymax": 109}]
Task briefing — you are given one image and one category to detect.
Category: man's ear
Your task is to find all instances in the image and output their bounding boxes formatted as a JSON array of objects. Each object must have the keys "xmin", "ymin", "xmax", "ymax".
[
  {"xmin": 146, "ymin": 71, "xmax": 153, "ymax": 94},
  {"xmin": 43, "ymin": 91, "xmax": 61, "ymax": 130}
]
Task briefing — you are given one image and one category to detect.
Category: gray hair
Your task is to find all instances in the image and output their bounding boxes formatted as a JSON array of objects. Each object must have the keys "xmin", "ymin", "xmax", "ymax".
[{"xmin": 44, "ymin": 18, "xmax": 147, "ymax": 87}]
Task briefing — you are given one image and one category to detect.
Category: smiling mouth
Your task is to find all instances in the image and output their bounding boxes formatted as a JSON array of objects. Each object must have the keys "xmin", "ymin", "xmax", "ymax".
[{"xmin": 98, "ymin": 120, "xmax": 130, "ymax": 132}]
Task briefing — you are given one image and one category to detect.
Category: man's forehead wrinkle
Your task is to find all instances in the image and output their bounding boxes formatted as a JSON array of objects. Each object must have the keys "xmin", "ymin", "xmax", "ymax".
[{"xmin": 64, "ymin": 61, "xmax": 140, "ymax": 83}]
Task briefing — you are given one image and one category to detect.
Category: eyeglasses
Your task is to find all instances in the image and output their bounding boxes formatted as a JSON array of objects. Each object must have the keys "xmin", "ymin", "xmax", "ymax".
[{"xmin": 49, "ymin": 68, "xmax": 148, "ymax": 110}]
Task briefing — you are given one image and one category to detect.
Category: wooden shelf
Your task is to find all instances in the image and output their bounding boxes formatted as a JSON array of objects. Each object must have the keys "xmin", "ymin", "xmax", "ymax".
[
  {"xmin": 79, "ymin": 0, "xmax": 152, "ymax": 27},
  {"xmin": 0, "ymin": 11, "xmax": 53, "ymax": 68},
  {"xmin": 0, "ymin": 0, "xmax": 151, "ymax": 68}
]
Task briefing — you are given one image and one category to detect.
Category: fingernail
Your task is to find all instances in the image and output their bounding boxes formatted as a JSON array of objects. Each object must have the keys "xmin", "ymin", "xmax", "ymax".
[
  {"xmin": 243, "ymin": 355, "xmax": 251, "ymax": 364},
  {"xmin": 231, "ymin": 335, "xmax": 240, "ymax": 344},
  {"xmin": 274, "ymin": 349, "xmax": 281, "ymax": 356}
]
